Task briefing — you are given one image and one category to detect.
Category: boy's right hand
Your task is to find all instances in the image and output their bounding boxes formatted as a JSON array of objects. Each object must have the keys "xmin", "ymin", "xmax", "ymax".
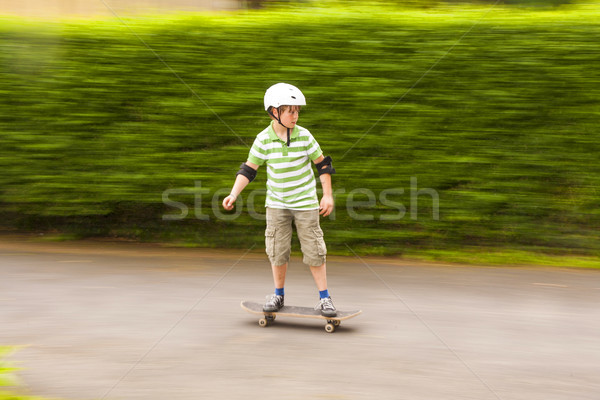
[{"xmin": 222, "ymin": 194, "xmax": 237, "ymax": 211}]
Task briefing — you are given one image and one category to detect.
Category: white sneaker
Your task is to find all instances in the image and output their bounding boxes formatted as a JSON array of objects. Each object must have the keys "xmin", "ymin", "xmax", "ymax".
[
  {"xmin": 315, "ymin": 297, "xmax": 337, "ymax": 317},
  {"xmin": 263, "ymin": 294, "xmax": 284, "ymax": 312}
]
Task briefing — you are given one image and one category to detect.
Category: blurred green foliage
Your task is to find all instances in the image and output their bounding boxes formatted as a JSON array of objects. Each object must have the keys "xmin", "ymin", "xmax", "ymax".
[
  {"xmin": 0, "ymin": 346, "xmax": 21, "ymax": 400},
  {"xmin": 0, "ymin": 347, "xmax": 17, "ymax": 387},
  {"xmin": 0, "ymin": 346, "xmax": 46, "ymax": 400},
  {"xmin": 0, "ymin": 2, "xmax": 599, "ymax": 258}
]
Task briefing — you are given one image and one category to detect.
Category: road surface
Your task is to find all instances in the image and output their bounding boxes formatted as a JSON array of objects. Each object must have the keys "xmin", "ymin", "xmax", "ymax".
[{"xmin": 1, "ymin": 238, "xmax": 599, "ymax": 400}]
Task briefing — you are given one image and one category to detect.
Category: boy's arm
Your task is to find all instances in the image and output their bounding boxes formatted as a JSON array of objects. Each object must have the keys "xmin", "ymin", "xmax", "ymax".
[
  {"xmin": 313, "ymin": 155, "xmax": 334, "ymax": 217},
  {"xmin": 222, "ymin": 161, "xmax": 259, "ymax": 210}
]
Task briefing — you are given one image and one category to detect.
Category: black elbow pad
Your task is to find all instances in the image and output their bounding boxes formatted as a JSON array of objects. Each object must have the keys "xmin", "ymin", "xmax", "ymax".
[
  {"xmin": 236, "ymin": 163, "xmax": 257, "ymax": 182},
  {"xmin": 316, "ymin": 156, "xmax": 336, "ymax": 176}
]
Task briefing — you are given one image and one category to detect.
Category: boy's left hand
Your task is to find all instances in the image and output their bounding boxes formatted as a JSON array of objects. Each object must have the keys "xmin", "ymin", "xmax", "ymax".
[{"xmin": 319, "ymin": 195, "xmax": 334, "ymax": 217}]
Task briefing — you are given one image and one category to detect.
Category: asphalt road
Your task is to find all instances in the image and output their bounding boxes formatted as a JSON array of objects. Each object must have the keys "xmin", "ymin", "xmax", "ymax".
[{"xmin": 1, "ymin": 238, "xmax": 599, "ymax": 400}]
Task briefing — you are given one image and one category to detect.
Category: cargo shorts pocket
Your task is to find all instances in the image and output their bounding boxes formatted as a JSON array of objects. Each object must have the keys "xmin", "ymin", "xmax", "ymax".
[
  {"xmin": 265, "ymin": 228, "xmax": 276, "ymax": 258},
  {"xmin": 313, "ymin": 228, "xmax": 327, "ymax": 256}
]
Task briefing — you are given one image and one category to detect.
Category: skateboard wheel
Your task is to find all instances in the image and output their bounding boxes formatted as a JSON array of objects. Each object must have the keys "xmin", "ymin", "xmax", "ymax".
[
  {"xmin": 325, "ymin": 323, "xmax": 336, "ymax": 333},
  {"xmin": 328, "ymin": 319, "xmax": 341, "ymax": 327},
  {"xmin": 258, "ymin": 318, "xmax": 269, "ymax": 328}
]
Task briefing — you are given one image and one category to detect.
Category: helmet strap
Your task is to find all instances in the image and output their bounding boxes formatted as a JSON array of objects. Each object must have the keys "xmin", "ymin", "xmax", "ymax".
[{"xmin": 268, "ymin": 107, "xmax": 292, "ymax": 146}]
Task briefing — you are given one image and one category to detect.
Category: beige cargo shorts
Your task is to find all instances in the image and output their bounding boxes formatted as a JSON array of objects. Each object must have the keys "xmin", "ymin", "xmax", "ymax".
[{"xmin": 265, "ymin": 207, "xmax": 327, "ymax": 267}]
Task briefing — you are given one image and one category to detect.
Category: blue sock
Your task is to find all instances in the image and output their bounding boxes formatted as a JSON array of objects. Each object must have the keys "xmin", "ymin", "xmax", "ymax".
[
  {"xmin": 275, "ymin": 287, "xmax": 284, "ymax": 296},
  {"xmin": 319, "ymin": 289, "xmax": 330, "ymax": 299}
]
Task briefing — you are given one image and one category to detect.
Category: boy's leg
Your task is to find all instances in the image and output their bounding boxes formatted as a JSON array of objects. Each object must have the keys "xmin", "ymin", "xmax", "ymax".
[
  {"xmin": 293, "ymin": 209, "xmax": 327, "ymax": 269},
  {"xmin": 309, "ymin": 263, "xmax": 328, "ymax": 292},
  {"xmin": 264, "ymin": 262, "xmax": 287, "ymax": 312},
  {"xmin": 272, "ymin": 262, "xmax": 288, "ymax": 291},
  {"xmin": 294, "ymin": 209, "xmax": 336, "ymax": 316},
  {"xmin": 264, "ymin": 207, "xmax": 293, "ymax": 311}
]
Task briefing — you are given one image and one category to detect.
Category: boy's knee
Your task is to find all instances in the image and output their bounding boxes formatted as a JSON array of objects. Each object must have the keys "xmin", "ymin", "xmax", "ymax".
[
  {"xmin": 301, "ymin": 227, "xmax": 327, "ymax": 267},
  {"xmin": 304, "ymin": 256, "xmax": 327, "ymax": 267},
  {"xmin": 265, "ymin": 227, "xmax": 291, "ymax": 266}
]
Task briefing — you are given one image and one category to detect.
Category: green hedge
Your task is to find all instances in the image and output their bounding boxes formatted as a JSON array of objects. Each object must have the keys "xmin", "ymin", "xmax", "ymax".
[{"xmin": 1, "ymin": 2, "xmax": 599, "ymax": 256}]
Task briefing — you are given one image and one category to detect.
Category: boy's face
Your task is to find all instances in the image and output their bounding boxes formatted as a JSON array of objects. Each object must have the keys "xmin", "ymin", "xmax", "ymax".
[{"xmin": 275, "ymin": 105, "xmax": 300, "ymax": 128}]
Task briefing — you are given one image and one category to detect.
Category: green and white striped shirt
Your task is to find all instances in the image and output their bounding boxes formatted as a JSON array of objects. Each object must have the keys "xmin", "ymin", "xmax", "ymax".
[{"xmin": 247, "ymin": 121, "xmax": 323, "ymax": 210}]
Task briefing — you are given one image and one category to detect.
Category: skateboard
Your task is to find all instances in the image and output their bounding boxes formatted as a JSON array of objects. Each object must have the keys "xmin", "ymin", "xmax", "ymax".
[{"xmin": 241, "ymin": 300, "xmax": 361, "ymax": 333}]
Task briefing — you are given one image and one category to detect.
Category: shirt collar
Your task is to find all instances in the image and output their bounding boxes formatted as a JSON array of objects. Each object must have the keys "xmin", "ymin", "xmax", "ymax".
[{"xmin": 268, "ymin": 121, "xmax": 299, "ymax": 142}]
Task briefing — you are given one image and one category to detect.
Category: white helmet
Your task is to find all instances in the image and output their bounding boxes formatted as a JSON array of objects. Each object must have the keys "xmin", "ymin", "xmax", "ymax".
[{"xmin": 264, "ymin": 83, "xmax": 306, "ymax": 111}]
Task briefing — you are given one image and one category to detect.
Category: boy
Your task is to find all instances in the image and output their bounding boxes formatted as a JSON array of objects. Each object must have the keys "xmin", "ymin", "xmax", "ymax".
[{"xmin": 222, "ymin": 83, "xmax": 337, "ymax": 317}]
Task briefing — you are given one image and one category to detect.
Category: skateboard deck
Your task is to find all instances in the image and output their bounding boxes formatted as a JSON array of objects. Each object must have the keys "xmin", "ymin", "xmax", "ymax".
[{"xmin": 241, "ymin": 300, "xmax": 361, "ymax": 333}]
